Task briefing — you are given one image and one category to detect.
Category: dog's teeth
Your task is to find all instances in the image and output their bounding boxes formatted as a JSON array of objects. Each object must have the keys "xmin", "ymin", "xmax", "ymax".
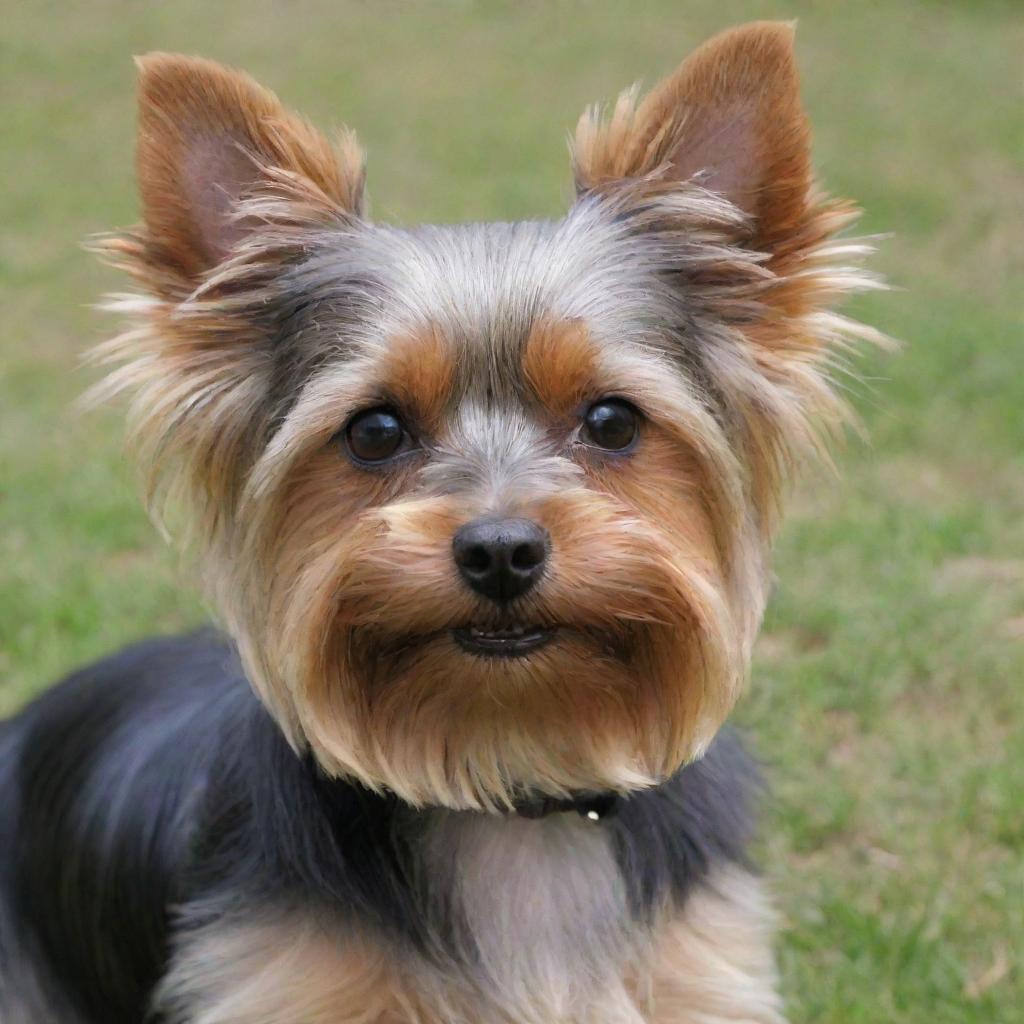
[{"xmin": 462, "ymin": 624, "xmax": 544, "ymax": 643}]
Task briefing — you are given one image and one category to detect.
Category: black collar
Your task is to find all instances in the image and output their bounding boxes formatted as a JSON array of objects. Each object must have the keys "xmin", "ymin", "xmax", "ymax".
[{"xmin": 511, "ymin": 791, "xmax": 620, "ymax": 821}]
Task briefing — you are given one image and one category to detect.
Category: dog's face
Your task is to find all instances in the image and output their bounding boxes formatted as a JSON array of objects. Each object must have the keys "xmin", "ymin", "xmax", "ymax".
[
  {"xmin": 95, "ymin": 23, "xmax": 878, "ymax": 809},
  {"xmin": 245, "ymin": 223, "xmax": 753, "ymax": 810}
]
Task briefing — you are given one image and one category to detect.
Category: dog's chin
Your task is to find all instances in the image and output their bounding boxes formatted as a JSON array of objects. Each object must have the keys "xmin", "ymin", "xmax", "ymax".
[{"xmin": 296, "ymin": 614, "xmax": 721, "ymax": 810}]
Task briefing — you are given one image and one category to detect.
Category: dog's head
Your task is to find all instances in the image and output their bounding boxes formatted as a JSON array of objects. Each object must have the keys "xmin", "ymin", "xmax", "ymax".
[{"xmin": 93, "ymin": 23, "xmax": 880, "ymax": 809}]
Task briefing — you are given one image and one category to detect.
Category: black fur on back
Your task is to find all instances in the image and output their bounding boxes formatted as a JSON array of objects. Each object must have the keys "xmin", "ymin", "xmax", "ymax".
[{"xmin": 0, "ymin": 631, "xmax": 759, "ymax": 1022}]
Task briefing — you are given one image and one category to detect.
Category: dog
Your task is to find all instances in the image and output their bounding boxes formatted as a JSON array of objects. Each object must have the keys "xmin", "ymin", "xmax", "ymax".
[{"xmin": 0, "ymin": 21, "xmax": 883, "ymax": 1023}]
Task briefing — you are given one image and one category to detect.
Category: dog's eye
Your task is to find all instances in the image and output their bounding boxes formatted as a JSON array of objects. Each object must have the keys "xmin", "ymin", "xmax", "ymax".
[
  {"xmin": 344, "ymin": 408, "xmax": 407, "ymax": 464},
  {"xmin": 581, "ymin": 399, "xmax": 638, "ymax": 452}
]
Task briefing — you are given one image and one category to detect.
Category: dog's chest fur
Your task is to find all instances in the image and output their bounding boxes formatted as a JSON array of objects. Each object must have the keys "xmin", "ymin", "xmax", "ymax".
[
  {"xmin": 413, "ymin": 810, "xmax": 640, "ymax": 1017},
  {"xmin": 159, "ymin": 812, "xmax": 647, "ymax": 1024}
]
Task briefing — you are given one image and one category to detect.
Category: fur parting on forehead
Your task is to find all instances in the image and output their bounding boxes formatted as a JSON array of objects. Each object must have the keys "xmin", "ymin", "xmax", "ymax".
[{"xmin": 293, "ymin": 201, "xmax": 692, "ymax": 357}]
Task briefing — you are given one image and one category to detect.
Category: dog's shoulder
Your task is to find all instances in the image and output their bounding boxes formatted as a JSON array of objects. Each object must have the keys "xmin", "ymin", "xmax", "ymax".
[{"xmin": 1, "ymin": 630, "xmax": 251, "ymax": 1021}]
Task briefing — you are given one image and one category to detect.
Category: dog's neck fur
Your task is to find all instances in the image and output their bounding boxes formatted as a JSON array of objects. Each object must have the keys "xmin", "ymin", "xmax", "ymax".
[{"xmin": 396, "ymin": 805, "xmax": 636, "ymax": 1018}]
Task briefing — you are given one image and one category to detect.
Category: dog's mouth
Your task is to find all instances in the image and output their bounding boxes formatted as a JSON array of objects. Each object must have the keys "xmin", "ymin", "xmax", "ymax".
[{"xmin": 452, "ymin": 624, "xmax": 556, "ymax": 658}]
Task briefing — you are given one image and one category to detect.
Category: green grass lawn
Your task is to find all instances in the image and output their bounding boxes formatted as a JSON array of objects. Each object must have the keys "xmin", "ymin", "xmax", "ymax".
[{"xmin": 1, "ymin": 2, "xmax": 1021, "ymax": 1020}]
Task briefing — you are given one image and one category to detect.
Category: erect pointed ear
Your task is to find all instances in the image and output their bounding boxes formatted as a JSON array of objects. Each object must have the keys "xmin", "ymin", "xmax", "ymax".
[
  {"xmin": 134, "ymin": 53, "xmax": 365, "ymax": 283},
  {"xmin": 573, "ymin": 22, "xmax": 811, "ymax": 257}
]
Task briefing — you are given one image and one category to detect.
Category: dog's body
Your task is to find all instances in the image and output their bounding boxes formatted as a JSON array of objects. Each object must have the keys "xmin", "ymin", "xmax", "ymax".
[
  {"xmin": 0, "ymin": 21, "xmax": 881, "ymax": 1022},
  {"xmin": 1, "ymin": 633, "xmax": 769, "ymax": 1023}
]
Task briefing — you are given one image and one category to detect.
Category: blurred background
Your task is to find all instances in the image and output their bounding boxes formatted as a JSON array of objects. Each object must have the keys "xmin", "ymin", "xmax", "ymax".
[{"xmin": 1, "ymin": 2, "xmax": 1021, "ymax": 1020}]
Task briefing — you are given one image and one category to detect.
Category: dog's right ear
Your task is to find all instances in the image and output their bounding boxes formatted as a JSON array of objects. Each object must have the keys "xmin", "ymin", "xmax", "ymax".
[
  {"xmin": 134, "ymin": 53, "xmax": 365, "ymax": 286},
  {"xmin": 572, "ymin": 22, "xmax": 812, "ymax": 264}
]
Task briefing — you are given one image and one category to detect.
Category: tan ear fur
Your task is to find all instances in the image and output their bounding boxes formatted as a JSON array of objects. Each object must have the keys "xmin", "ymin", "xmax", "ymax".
[
  {"xmin": 573, "ymin": 21, "xmax": 812, "ymax": 259},
  {"xmin": 135, "ymin": 53, "xmax": 365, "ymax": 282}
]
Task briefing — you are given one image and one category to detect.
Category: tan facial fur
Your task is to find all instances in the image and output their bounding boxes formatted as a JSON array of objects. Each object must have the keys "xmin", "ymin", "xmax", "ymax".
[{"xmin": 218, "ymin": 317, "xmax": 741, "ymax": 810}]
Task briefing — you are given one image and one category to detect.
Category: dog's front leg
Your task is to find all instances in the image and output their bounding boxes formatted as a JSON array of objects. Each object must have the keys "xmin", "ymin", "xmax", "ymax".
[
  {"xmin": 152, "ymin": 916, "xmax": 421, "ymax": 1024},
  {"xmin": 636, "ymin": 868, "xmax": 788, "ymax": 1024}
]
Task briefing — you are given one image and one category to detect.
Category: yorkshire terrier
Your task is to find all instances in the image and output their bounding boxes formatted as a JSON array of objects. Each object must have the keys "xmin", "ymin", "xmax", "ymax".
[{"xmin": 0, "ymin": 22, "xmax": 882, "ymax": 1024}]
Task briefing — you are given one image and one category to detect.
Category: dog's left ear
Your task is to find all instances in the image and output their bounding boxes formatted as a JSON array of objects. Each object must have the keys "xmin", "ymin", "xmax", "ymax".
[{"xmin": 573, "ymin": 21, "xmax": 811, "ymax": 260}]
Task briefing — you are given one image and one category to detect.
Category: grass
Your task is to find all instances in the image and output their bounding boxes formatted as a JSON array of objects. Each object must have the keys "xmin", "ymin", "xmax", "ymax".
[{"xmin": 1, "ymin": 1, "xmax": 1021, "ymax": 1020}]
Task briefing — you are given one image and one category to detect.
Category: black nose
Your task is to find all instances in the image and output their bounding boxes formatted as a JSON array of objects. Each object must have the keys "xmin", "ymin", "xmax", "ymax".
[{"xmin": 452, "ymin": 517, "xmax": 549, "ymax": 603}]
